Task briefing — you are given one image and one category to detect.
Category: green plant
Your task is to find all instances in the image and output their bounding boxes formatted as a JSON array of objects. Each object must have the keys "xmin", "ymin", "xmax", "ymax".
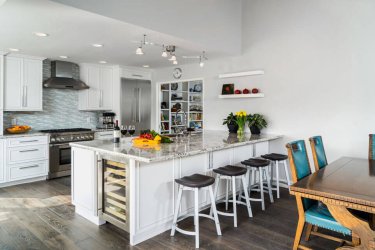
[
  {"xmin": 222, "ymin": 112, "xmax": 237, "ymax": 125},
  {"xmin": 247, "ymin": 114, "xmax": 268, "ymax": 129}
]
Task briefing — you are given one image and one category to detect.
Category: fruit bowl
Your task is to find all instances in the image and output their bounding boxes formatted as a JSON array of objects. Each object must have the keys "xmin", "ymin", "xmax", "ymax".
[{"xmin": 6, "ymin": 125, "xmax": 31, "ymax": 134}]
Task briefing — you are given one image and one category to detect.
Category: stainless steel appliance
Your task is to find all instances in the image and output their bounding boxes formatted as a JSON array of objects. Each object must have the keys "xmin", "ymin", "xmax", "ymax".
[
  {"xmin": 100, "ymin": 112, "xmax": 116, "ymax": 129},
  {"xmin": 97, "ymin": 153, "xmax": 129, "ymax": 231},
  {"xmin": 40, "ymin": 128, "xmax": 95, "ymax": 179},
  {"xmin": 121, "ymin": 78, "xmax": 151, "ymax": 133},
  {"xmin": 43, "ymin": 60, "xmax": 89, "ymax": 90}
]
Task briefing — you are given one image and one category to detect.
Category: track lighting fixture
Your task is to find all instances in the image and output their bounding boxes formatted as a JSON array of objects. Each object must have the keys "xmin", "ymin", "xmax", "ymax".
[
  {"xmin": 161, "ymin": 45, "xmax": 168, "ymax": 57},
  {"xmin": 135, "ymin": 34, "xmax": 146, "ymax": 55}
]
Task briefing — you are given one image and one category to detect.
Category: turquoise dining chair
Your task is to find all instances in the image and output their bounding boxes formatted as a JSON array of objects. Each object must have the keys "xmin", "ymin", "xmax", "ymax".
[
  {"xmin": 309, "ymin": 136, "xmax": 328, "ymax": 171},
  {"xmin": 369, "ymin": 134, "xmax": 375, "ymax": 160},
  {"xmin": 286, "ymin": 140, "xmax": 354, "ymax": 249}
]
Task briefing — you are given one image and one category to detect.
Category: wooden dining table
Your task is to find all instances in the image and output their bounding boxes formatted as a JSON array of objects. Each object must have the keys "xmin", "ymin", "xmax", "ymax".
[{"xmin": 290, "ymin": 157, "xmax": 375, "ymax": 249}]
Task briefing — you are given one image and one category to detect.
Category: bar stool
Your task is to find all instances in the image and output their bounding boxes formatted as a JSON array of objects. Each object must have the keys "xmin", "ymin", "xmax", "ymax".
[
  {"xmin": 240, "ymin": 158, "xmax": 274, "ymax": 211},
  {"xmin": 261, "ymin": 153, "xmax": 290, "ymax": 199},
  {"xmin": 210, "ymin": 165, "xmax": 253, "ymax": 228},
  {"xmin": 171, "ymin": 174, "xmax": 221, "ymax": 248}
]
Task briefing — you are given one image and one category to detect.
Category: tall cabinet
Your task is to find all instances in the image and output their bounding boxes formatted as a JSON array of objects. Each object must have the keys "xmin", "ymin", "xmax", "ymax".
[
  {"xmin": 158, "ymin": 79, "xmax": 203, "ymax": 134},
  {"xmin": 79, "ymin": 63, "xmax": 117, "ymax": 111},
  {"xmin": 4, "ymin": 54, "xmax": 44, "ymax": 111}
]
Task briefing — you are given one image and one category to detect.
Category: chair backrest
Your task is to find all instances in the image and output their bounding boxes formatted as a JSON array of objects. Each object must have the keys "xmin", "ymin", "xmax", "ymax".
[
  {"xmin": 286, "ymin": 140, "xmax": 312, "ymax": 182},
  {"xmin": 370, "ymin": 134, "xmax": 375, "ymax": 160},
  {"xmin": 309, "ymin": 136, "xmax": 328, "ymax": 171},
  {"xmin": 286, "ymin": 140, "xmax": 315, "ymax": 210}
]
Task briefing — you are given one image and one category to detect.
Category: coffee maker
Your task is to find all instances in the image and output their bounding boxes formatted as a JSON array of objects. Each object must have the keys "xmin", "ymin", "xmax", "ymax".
[{"xmin": 100, "ymin": 112, "xmax": 116, "ymax": 129}]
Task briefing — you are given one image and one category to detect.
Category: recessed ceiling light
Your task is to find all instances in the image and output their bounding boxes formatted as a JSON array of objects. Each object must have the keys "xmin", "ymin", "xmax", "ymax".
[
  {"xmin": 8, "ymin": 48, "xmax": 20, "ymax": 52},
  {"xmin": 99, "ymin": 61, "xmax": 107, "ymax": 64},
  {"xmin": 33, "ymin": 32, "xmax": 49, "ymax": 37},
  {"xmin": 59, "ymin": 56, "xmax": 68, "ymax": 59},
  {"xmin": 92, "ymin": 44, "xmax": 103, "ymax": 48},
  {"xmin": 143, "ymin": 65, "xmax": 150, "ymax": 68}
]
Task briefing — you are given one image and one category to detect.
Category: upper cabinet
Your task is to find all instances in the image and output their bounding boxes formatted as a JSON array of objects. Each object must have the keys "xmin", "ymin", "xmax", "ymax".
[
  {"xmin": 79, "ymin": 64, "xmax": 117, "ymax": 111},
  {"xmin": 4, "ymin": 55, "xmax": 44, "ymax": 111}
]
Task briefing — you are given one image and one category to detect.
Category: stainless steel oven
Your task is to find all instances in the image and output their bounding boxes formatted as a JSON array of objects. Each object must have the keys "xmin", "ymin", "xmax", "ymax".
[
  {"xmin": 40, "ymin": 128, "xmax": 95, "ymax": 179},
  {"xmin": 97, "ymin": 153, "xmax": 130, "ymax": 232},
  {"xmin": 49, "ymin": 143, "xmax": 72, "ymax": 179}
]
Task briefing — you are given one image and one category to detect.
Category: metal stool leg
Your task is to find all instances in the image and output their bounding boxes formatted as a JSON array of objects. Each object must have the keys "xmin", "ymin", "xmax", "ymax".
[
  {"xmin": 208, "ymin": 185, "xmax": 222, "ymax": 236},
  {"xmin": 276, "ymin": 160, "xmax": 280, "ymax": 199},
  {"xmin": 231, "ymin": 176, "xmax": 237, "ymax": 227},
  {"xmin": 241, "ymin": 175, "xmax": 253, "ymax": 217},
  {"xmin": 265, "ymin": 166, "xmax": 274, "ymax": 203},
  {"xmin": 259, "ymin": 168, "xmax": 265, "ymax": 210},
  {"xmin": 225, "ymin": 179, "xmax": 229, "ymax": 210},
  {"xmin": 283, "ymin": 160, "xmax": 291, "ymax": 191},
  {"xmin": 194, "ymin": 188, "xmax": 199, "ymax": 248},
  {"xmin": 171, "ymin": 185, "xmax": 183, "ymax": 236}
]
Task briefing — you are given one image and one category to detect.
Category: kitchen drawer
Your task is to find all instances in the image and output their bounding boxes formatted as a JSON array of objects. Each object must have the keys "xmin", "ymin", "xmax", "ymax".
[
  {"xmin": 7, "ymin": 144, "xmax": 48, "ymax": 164},
  {"xmin": 95, "ymin": 131, "xmax": 113, "ymax": 140},
  {"xmin": 9, "ymin": 160, "xmax": 47, "ymax": 181},
  {"xmin": 7, "ymin": 136, "xmax": 48, "ymax": 147}
]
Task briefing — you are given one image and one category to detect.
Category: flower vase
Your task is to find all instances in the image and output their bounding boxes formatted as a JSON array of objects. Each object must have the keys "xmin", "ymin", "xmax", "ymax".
[{"xmin": 237, "ymin": 125, "xmax": 245, "ymax": 135}]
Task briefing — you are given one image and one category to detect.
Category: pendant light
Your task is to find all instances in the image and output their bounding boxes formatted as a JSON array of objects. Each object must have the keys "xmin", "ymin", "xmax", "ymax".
[
  {"xmin": 169, "ymin": 54, "xmax": 177, "ymax": 61},
  {"xmin": 161, "ymin": 45, "xmax": 168, "ymax": 57},
  {"xmin": 199, "ymin": 51, "xmax": 207, "ymax": 67},
  {"xmin": 135, "ymin": 34, "xmax": 146, "ymax": 55},
  {"xmin": 173, "ymin": 60, "xmax": 178, "ymax": 65}
]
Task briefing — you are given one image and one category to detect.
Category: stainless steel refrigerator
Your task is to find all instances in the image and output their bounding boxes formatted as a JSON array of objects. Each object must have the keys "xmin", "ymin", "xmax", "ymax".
[{"xmin": 120, "ymin": 78, "xmax": 151, "ymax": 133}]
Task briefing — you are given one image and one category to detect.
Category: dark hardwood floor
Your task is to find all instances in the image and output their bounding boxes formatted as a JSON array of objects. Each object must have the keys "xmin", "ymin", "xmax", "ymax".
[{"xmin": 0, "ymin": 177, "xmax": 347, "ymax": 249}]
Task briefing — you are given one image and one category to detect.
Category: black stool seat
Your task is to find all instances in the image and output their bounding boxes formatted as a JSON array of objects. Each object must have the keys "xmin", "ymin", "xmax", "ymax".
[
  {"xmin": 261, "ymin": 153, "xmax": 288, "ymax": 161},
  {"xmin": 213, "ymin": 165, "xmax": 247, "ymax": 176},
  {"xmin": 241, "ymin": 158, "xmax": 270, "ymax": 167},
  {"xmin": 175, "ymin": 174, "xmax": 215, "ymax": 188}
]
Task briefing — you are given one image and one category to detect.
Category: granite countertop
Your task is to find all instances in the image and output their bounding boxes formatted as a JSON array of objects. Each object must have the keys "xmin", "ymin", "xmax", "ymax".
[
  {"xmin": 0, "ymin": 131, "xmax": 48, "ymax": 138},
  {"xmin": 70, "ymin": 130, "xmax": 282, "ymax": 163}
]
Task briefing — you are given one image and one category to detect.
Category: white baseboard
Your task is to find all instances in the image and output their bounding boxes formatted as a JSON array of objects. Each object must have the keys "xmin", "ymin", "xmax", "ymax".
[
  {"xmin": 75, "ymin": 206, "xmax": 106, "ymax": 225},
  {"xmin": 0, "ymin": 175, "xmax": 47, "ymax": 188}
]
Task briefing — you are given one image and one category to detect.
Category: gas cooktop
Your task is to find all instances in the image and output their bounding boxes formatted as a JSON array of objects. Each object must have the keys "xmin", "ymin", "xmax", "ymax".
[{"xmin": 39, "ymin": 128, "xmax": 92, "ymax": 133}]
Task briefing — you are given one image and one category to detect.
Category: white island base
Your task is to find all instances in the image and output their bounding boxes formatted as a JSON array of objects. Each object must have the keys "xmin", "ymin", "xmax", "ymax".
[{"xmin": 71, "ymin": 133, "xmax": 281, "ymax": 245}]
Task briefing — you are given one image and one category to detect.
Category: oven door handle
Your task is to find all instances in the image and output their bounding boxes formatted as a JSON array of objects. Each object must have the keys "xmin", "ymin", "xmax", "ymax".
[{"xmin": 50, "ymin": 143, "xmax": 71, "ymax": 149}]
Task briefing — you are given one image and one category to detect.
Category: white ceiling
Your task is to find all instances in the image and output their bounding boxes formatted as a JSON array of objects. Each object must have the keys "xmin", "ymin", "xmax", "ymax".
[{"xmin": 0, "ymin": 0, "xmax": 235, "ymax": 68}]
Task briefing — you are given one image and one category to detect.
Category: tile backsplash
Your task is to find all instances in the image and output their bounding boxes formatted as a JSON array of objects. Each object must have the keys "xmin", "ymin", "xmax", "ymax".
[{"xmin": 3, "ymin": 59, "xmax": 101, "ymax": 131}]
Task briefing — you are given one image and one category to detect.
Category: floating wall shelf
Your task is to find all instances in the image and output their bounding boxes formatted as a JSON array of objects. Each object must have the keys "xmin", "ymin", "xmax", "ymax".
[
  {"xmin": 218, "ymin": 93, "xmax": 264, "ymax": 99},
  {"xmin": 218, "ymin": 70, "xmax": 264, "ymax": 79}
]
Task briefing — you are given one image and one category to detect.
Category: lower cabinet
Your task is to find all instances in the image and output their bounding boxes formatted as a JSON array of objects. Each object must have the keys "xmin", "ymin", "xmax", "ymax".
[
  {"xmin": 71, "ymin": 147, "xmax": 98, "ymax": 217},
  {"xmin": 0, "ymin": 140, "xmax": 5, "ymax": 183},
  {"xmin": 0, "ymin": 135, "xmax": 49, "ymax": 186}
]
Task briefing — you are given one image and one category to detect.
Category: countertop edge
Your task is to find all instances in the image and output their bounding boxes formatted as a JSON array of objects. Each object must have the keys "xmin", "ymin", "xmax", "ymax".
[{"xmin": 70, "ymin": 134, "xmax": 283, "ymax": 163}]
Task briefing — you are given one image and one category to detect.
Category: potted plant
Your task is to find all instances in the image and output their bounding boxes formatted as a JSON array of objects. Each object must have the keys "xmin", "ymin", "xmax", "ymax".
[
  {"xmin": 223, "ymin": 112, "xmax": 238, "ymax": 133},
  {"xmin": 247, "ymin": 113, "xmax": 267, "ymax": 134},
  {"xmin": 235, "ymin": 110, "xmax": 247, "ymax": 135}
]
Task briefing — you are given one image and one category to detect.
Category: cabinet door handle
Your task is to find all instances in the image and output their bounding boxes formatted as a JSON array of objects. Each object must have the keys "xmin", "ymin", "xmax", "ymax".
[
  {"xmin": 20, "ymin": 140, "xmax": 38, "ymax": 143},
  {"xmin": 24, "ymin": 86, "xmax": 27, "ymax": 107},
  {"xmin": 20, "ymin": 165, "xmax": 39, "ymax": 170},
  {"xmin": 19, "ymin": 149, "xmax": 39, "ymax": 153}
]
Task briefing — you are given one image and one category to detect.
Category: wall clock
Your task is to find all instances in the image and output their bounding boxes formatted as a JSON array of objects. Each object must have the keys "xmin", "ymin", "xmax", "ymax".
[{"xmin": 173, "ymin": 68, "xmax": 182, "ymax": 79}]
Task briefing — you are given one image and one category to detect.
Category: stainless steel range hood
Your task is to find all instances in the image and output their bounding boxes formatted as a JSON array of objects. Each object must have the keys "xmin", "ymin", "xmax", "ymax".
[{"xmin": 43, "ymin": 61, "xmax": 89, "ymax": 90}]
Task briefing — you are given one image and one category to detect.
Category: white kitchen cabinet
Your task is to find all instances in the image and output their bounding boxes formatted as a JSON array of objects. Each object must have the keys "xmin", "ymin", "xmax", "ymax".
[
  {"xmin": 4, "ymin": 55, "xmax": 44, "ymax": 111},
  {"xmin": 71, "ymin": 147, "xmax": 102, "ymax": 224},
  {"xmin": 0, "ymin": 140, "xmax": 5, "ymax": 183},
  {"xmin": 79, "ymin": 64, "xmax": 115, "ymax": 111}
]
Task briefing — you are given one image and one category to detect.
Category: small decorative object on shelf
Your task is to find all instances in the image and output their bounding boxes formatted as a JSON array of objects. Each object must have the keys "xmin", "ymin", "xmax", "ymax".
[
  {"xmin": 234, "ymin": 89, "xmax": 242, "ymax": 94},
  {"xmin": 221, "ymin": 83, "xmax": 234, "ymax": 95},
  {"xmin": 235, "ymin": 110, "xmax": 247, "ymax": 135},
  {"xmin": 222, "ymin": 112, "xmax": 238, "ymax": 133},
  {"xmin": 247, "ymin": 113, "xmax": 267, "ymax": 134},
  {"xmin": 252, "ymin": 88, "xmax": 259, "ymax": 94},
  {"xmin": 243, "ymin": 88, "xmax": 250, "ymax": 94}
]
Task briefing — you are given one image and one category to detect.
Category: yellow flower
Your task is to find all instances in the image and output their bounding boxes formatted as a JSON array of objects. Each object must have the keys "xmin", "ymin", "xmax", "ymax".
[{"xmin": 154, "ymin": 135, "xmax": 162, "ymax": 141}]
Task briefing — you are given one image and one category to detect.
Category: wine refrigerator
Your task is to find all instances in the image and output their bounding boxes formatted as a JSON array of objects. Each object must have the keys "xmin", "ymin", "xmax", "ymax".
[{"xmin": 98, "ymin": 153, "xmax": 130, "ymax": 232}]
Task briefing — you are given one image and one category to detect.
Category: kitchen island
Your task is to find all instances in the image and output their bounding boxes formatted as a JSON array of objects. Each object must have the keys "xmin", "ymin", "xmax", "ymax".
[{"xmin": 70, "ymin": 131, "xmax": 282, "ymax": 245}]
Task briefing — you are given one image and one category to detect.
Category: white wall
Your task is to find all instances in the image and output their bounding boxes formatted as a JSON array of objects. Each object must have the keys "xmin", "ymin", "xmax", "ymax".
[{"xmin": 152, "ymin": 0, "xmax": 375, "ymax": 166}]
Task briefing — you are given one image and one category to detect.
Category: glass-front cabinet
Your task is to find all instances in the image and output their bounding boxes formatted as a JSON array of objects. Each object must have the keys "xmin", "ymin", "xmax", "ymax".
[
  {"xmin": 98, "ymin": 154, "xmax": 129, "ymax": 232},
  {"xmin": 158, "ymin": 79, "xmax": 203, "ymax": 134}
]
